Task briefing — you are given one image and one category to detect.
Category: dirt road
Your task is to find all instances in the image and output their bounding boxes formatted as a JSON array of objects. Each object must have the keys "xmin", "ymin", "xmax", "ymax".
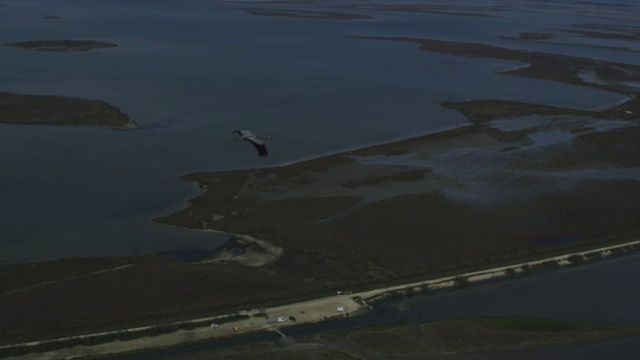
[
  {"xmin": 7, "ymin": 239, "xmax": 639, "ymax": 360},
  {"xmin": 8, "ymin": 294, "xmax": 360, "ymax": 360}
]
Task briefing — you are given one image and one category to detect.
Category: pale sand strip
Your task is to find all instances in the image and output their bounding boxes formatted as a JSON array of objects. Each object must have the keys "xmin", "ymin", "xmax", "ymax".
[{"xmin": 5, "ymin": 239, "xmax": 639, "ymax": 360}]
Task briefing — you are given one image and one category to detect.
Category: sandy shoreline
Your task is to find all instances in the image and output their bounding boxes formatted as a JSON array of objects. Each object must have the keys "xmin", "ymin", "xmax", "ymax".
[{"xmin": 195, "ymin": 230, "xmax": 283, "ymax": 267}]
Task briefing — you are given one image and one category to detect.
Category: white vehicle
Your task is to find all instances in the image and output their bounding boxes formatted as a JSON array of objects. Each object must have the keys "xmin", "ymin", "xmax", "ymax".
[
  {"xmin": 276, "ymin": 316, "xmax": 288, "ymax": 322},
  {"xmin": 210, "ymin": 323, "xmax": 219, "ymax": 328},
  {"xmin": 337, "ymin": 306, "xmax": 346, "ymax": 312}
]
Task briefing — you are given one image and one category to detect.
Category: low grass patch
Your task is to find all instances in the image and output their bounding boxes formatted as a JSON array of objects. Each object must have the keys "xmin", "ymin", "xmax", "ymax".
[
  {"xmin": 472, "ymin": 317, "xmax": 606, "ymax": 332},
  {"xmin": 330, "ymin": 320, "xmax": 406, "ymax": 336}
]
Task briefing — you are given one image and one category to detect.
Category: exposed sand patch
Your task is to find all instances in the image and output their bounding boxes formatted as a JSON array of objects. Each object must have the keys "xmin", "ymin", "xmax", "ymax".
[{"xmin": 198, "ymin": 232, "xmax": 283, "ymax": 267}]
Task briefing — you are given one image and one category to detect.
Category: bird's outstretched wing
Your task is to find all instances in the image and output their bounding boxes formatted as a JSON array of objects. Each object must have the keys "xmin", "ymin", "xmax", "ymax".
[
  {"xmin": 246, "ymin": 137, "xmax": 268, "ymax": 157},
  {"xmin": 231, "ymin": 129, "xmax": 269, "ymax": 157}
]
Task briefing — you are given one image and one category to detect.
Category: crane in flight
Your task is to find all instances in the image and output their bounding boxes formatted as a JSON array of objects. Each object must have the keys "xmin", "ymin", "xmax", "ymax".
[{"xmin": 231, "ymin": 129, "xmax": 269, "ymax": 157}]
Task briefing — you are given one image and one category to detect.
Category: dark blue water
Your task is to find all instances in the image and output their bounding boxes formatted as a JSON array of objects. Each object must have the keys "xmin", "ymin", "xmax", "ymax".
[{"xmin": 0, "ymin": 0, "xmax": 638, "ymax": 262}]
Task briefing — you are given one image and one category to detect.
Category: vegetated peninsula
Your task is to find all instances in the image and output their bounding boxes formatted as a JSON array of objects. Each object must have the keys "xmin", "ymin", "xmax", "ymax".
[
  {"xmin": 6, "ymin": 39, "xmax": 117, "ymax": 52},
  {"xmin": 157, "ymin": 36, "xmax": 640, "ymax": 286},
  {"xmin": 0, "ymin": 91, "xmax": 138, "ymax": 129}
]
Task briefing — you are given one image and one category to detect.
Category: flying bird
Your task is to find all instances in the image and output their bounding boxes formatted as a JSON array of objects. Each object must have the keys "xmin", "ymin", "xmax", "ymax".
[{"xmin": 231, "ymin": 129, "xmax": 269, "ymax": 157}]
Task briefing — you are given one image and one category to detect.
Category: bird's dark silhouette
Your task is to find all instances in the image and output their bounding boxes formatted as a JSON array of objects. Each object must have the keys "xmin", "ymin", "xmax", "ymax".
[{"xmin": 231, "ymin": 129, "xmax": 269, "ymax": 157}]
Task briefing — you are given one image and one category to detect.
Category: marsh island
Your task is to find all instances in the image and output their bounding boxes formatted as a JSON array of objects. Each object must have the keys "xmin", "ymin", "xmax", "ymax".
[
  {"xmin": 6, "ymin": 40, "xmax": 117, "ymax": 52},
  {"xmin": 0, "ymin": 91, "xmax": 137, "ymax": 128}
]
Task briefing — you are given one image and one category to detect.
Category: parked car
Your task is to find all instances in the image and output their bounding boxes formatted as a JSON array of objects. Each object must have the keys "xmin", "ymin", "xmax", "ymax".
[
  {"xmin": 337, "ymin": 306, "xmax": 346, "ymax": 312},
  {"xmin": 289, "ymin": 316, "xmax": 297, "ymax": 322},
  {"xmin": 276, "ymin": 316, "xmax": 288, "ymax": 322},
  {"xmin": 210, "ymin": 323, "xmax": 219, "ymax": 328},
  {"xmin": 233, "ymin": 326, "xmax": 242, "ymax": 332}
]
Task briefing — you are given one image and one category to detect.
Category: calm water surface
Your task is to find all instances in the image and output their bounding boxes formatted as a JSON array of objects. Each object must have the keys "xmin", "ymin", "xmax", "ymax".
[{"xmin": 0, "ymin": 0, "xmax": 638, "ymax": 261}]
